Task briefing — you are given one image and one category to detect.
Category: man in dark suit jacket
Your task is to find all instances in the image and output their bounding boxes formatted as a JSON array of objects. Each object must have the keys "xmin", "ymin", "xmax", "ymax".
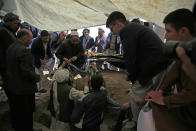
[
  {"xmin": 79, "ymin": 28, "xmax": 95, "ymax": 50},
  {"xmin": 0, "ymin": 12, "xmax": 21, "ymax": 94},
  {"xmin": 31, "ymin": 30, "xmax": 53, "ymax": 69},
  {"xmin": 31, "ymin": 30, "xmax": 53, "ymax": 92},
  {"xmin": 6, "ymin": 29, "xmax": 40, "ymax": 131}
]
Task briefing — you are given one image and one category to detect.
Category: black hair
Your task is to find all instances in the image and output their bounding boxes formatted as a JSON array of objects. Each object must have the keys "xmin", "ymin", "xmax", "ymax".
[
  {"xmin": 131, "ymin": 18, "xmax": 141, "ymax": 24},
  {"xmin": 41, "ymin": 30, "xmax": 49, "ymax": 37},
  {"xmin": 91, "ymin": 74, "xmax": 103, "ymax": 90},
  {"xmin": 20, "ymin": 22, "xmax": 30, "ymax": 29},
  {"xmin": 17, "ymin": 29, "xmax": 30, "ymax": 39},
  {"xmin": 20, "ymin": 22, "xmax": 39, "ymax": 38},
  {"xmin": 163, "ymin": 8, "xmax": 195, "ymax": 35},
  {"xmin": 83, "ymin": 28, "xmax": 90, "ymax": 33},
  {"xmin": 3, "ymin": 12, "xmax": 19, "ymax": 22},
  {"xmin": 106, "ymin": 11, "xmax": 127, "ymax": 28}
]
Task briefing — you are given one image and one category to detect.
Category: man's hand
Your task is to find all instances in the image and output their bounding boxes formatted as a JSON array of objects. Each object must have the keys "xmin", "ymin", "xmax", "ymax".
[
  {"xmin": 60, "ymin": 61, "xmax": 67, "ymax": 68},
  {"xmin": 145, "ymin": 90, "xmax": 165, "ymax": 105},
  {"xmin": 121, "ymin": 102, "xmax": 130, "ymax": 109},
  {"xmin": 62, "ymin": 57, "xmax": 70, "ymax": 65},
  {"xmin": 96, "ymin": 39, "xmax": 100, "ymax": 46},
  {"xmin": 176, "ymin": 47, "xmax": 196, "ymax": 82},
  {"xmin": 63, "ymin": 58, "xmax": 69, "ymax": 62},
  {"xmin": 70, "ymin": 56, "xmax": 77, "ymax": 62}
]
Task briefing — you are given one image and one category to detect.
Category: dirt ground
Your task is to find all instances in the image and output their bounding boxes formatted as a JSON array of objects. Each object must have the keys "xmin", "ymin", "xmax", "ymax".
[
  {"xmin": 0, "ymin": 70, "xmax": 132, "ymax": 131},
  {"xmin": 102, "ymin": 70, "xmax": 131, "ymax": 104}
]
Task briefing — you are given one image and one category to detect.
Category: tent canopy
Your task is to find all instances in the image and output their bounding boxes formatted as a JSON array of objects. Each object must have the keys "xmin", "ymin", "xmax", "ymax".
[{"xmin": 0, "ymin": 0, "xmax": 195, "ymax": 31}]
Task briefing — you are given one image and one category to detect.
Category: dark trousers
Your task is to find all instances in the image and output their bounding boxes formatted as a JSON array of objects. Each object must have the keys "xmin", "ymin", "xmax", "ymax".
[{"xmin": 8, "ymin": 92, "xmax": 35, "ymax": 131}]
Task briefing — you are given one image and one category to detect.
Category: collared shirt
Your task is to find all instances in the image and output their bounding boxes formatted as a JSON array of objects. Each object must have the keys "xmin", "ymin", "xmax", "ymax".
[
  {"xmin": 82, "ymin": 37, "xmax": 88, "ymax": 49},
  {"xmin": 43, "ymin": 42, "xmax": 50, "ymax": 59}
]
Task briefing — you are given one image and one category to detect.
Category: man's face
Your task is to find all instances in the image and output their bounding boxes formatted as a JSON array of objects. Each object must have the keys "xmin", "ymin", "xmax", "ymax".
[
  {"xmin": 98, "ymin": 30, "xmax": 105, "ymax": 37},
  {"xmin": 83, "ymin": 30, "xmax": 89, "ymax": 37},
  {"xmin": 25, "ymin": 33, "xmax": 33, "ymax": 46},
  {"xmin": 9, "ymin": 20, "xmax": 21, "ymax": 32},
  {"xmin": 60, "ymin": 31, "xmax": 67, "ymax": 40},
  {"xmin": 109, "ymin": 21, "xmax": 122, "ymax": 35},
  {"xmin": 164, "ymin": 24, "xmax": 182, "ymax": 41},
  {"xmin": 41, "ymin": 35, "xmax": 49, "ymax": 43},
  {"xmin": 70, "ymin": 35, "xmax": 79, "ymax": 45}
]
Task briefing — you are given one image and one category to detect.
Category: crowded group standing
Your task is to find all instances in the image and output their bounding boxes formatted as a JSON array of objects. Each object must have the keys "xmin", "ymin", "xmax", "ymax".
[{"xmin": 0, "ymin": 3, "xmax": 196, "ymax": 131}]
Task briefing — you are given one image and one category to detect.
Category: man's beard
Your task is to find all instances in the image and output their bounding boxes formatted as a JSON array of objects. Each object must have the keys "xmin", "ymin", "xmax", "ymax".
[
  {"xmin": 72, "ymin": 41, "xmax": 79, "ymax": 45},
  {"xmin": 71, "ymin": 39, "xmax": 79, "ymax": 45}
]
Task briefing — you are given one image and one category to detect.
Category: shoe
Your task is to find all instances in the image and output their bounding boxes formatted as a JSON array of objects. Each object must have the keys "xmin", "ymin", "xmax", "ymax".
[{"xmin": 38, "ymin": 89, "xmax": 47, "ymax": 93}]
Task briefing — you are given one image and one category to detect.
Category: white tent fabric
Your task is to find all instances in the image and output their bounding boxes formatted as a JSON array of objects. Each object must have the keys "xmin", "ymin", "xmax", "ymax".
[{"xmin": 0, "ymin": 0, "xmax": 195, "ymax": 31}]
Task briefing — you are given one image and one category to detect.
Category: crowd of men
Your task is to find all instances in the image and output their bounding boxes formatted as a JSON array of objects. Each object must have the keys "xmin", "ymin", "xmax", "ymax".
[{"xmin": 0, "ymin": 3, "xmax": 196, "ymax": 131}]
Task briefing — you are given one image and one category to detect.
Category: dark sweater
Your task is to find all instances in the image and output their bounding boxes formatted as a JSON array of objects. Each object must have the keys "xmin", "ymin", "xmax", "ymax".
[
  {"xmin": 120, "ymin": 23, "xmax": 170, "ymax": 86},
  {"xmin": 56, "ymin": 39, "xmax": 86, "ymax": 68}
]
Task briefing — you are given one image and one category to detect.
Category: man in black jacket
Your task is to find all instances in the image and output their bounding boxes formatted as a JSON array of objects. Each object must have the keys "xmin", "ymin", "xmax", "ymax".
[
  {"xmin": 31, "ymin": 30, "xmax": 53, "ymax": 69},
  {"xmin": 106, "ymin": 11, "xmax": 170, "ymax": 130},
  {"xmin": 31, "ymin": 30, "xmax": 53, "ymax": 92},
  {"xmin": 0, "ymin": 12, "xmax": 20, "ymax": 93},
  {"xmin": 6, "ymin": 29, "xmax": 40, "ymax": 131},
  {"xmin": 79, "ymin": 28, "xmax": 95, "ymax": 50},
  {"xmin": 56, "ymin": 31, "xmax": 86, "ymax": 68}
]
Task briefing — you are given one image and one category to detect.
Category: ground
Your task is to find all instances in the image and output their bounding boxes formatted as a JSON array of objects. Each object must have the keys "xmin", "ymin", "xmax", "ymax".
[{"xmin": 0, "ymin": 70, "xmax": 132, "ymax": 131}]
